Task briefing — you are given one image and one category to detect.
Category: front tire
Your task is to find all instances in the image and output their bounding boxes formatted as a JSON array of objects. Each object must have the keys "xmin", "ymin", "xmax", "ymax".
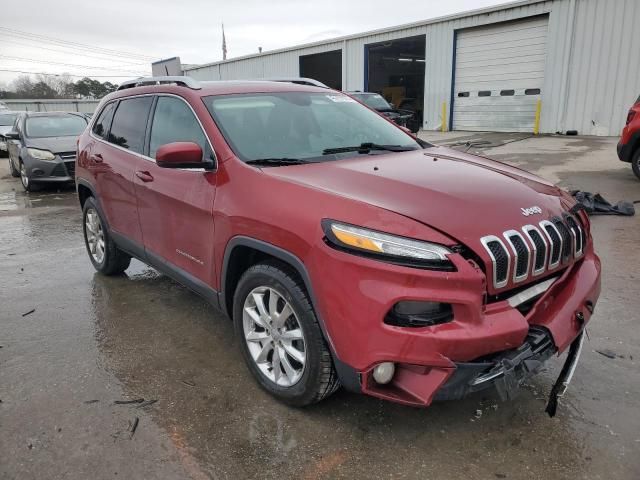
[
  {"xmin": 632, "ymin": 149, "xmax": 640, "ymax": 180},
  {"xmin": 233, "ymin": 262, "xmax": 339, "ymax": 406},
  {"xmin": 82, "ymin": 197, "xmax": 131, "ymax": 275},
  {"xmin": 19, "ymin": 162, "xmax": 38, "ymax": 191}
]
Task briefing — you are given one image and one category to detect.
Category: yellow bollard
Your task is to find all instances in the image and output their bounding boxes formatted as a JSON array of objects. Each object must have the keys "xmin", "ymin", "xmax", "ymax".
[
  {"xmin": 441, "ymin": 101, "xmax": 447, "ymax": 132},
  {"xmin": 533, "ymin": 99, "xmax": 542, "ymax": 135}
]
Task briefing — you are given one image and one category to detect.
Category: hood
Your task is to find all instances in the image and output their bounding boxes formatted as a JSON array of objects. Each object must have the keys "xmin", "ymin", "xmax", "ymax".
[
  {"xmin": 25, "ymin": 136, "xmax": 77, "ymax": 154},
  {"xmin": 265, "ymin": 146, "xmax": 572, "ymax": 251}
]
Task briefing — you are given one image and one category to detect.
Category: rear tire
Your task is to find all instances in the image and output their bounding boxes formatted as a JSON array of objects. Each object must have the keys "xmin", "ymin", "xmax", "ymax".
[
  {"xmin": 82, "ymin": 197, "xmax": 131, "ymax": 275},
  {"xmin": 632, "ymin": 149, "xmax": 640, "ymax": 181},
  {"xmin": 233, "ymin": 261, "xmax": 340, "ymax": 406}
]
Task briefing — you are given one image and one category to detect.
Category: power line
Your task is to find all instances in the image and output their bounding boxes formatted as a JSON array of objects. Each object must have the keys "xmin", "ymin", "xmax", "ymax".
[
  {"xmin": 0, "ymin": 27, "xmax": 156, "ymax": 61},
  {"xmin": 0, "ymin": 55, "xmax": 150, "ymax": 75},
  {"xmin": 0, "ymin": 68, "xmax": 137, "ymax": 79},
  {"xmin": 1, "ymin": 38, "xmax": 151, "ymax": 66}
]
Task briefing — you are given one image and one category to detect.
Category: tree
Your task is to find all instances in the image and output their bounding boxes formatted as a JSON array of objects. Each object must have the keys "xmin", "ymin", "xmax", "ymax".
[
  {"xmin": 13, "ymin": 76, "xmax": 35, "ymax": 97},
  {"xmin": 30, "ymin": 81, "xmax": 57, "ymax": 99}
]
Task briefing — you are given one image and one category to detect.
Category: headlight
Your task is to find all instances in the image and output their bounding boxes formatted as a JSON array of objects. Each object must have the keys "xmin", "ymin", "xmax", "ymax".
[
  {"xmin": 26, "ymin": 148, "xmax": 56, "ymax": 161},
  {"xmin": 322, "ymin": 220, "xmax": 455, "ymax": 270}
]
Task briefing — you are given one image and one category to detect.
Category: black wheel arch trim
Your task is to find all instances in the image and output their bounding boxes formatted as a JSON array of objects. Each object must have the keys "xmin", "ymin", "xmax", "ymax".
[
  {"xmin": 220, "ymin": 235, "xmax": 361, "ymax": 392},
  {"xmin": 619, "ymin": 130, "xmax": 640, "ymax": 162}
]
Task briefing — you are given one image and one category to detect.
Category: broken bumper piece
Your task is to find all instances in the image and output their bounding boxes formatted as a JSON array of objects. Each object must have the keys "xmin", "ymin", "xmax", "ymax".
[{"xmin": 434, "ymin": 326, "xmax": 557, "ymax": 402}]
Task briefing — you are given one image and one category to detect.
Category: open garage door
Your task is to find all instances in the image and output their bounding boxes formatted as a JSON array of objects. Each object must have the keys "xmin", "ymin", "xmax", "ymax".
[
  {"xmin": 299, "ymin": 50, "xmax": 342, "ymax": 90},
  {"xmin": 365, "ymin": 35, "xmax": 425, "ymax": 127},
  {"xmin": 452, "ymin": 15, "xmax": 549, "ymax": 132}
]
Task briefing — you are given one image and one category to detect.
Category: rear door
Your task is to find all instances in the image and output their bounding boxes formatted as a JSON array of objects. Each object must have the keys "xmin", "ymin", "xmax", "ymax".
[
  {"xmin": 134, "ymin": 94, "xmax": 217, "ymax": 285},
  {"xmin": 91, "ymin": 96, "xmax": 153, "ymax": 246}
]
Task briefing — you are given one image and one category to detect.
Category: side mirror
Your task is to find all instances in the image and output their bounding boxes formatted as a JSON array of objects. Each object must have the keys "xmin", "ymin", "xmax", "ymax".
[
  {"xmin": 155, "ymin": 142, "xmax": 213, "ymax": 170},
  {"xmin": 5, "ymin": 131, "xmax": 19, "ymax": 140}
]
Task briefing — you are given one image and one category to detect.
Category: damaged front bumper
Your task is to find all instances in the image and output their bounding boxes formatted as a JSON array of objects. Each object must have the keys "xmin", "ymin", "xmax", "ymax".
[{"xmin": 434, "ymin": 326, "xmax": 557, "ymax": 401}]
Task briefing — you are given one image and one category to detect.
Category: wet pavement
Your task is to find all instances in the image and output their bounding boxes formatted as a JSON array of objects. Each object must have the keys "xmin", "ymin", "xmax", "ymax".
[{"xmin": 1, "ymin": 135, "xmax": 639, "ymax": 480}]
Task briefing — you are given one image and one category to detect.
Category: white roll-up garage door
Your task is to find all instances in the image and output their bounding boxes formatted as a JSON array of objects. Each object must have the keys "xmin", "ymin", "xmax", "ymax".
[{"xmin": 452, "ymin": 16, "xmax": 549, "ymax": 132}]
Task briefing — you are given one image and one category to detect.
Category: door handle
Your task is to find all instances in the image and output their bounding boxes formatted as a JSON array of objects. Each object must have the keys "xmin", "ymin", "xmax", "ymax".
[
  {"xmin": 90, "ymin": 153, "xmax": 103, "ymax": 163},
  {"xmin": 135, "ymin": 170, "xmax": 154, "ymax": 182}
]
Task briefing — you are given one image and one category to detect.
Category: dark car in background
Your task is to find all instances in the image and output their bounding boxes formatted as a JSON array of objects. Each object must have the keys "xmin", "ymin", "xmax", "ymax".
[
  {"xmin": 0, "ymin": 111, "xmax": 19, "ymax": 156},
  {"xmin": 6, "ymin": 112, "xmax": 87, "ymax": 191},
  {"xmin": 617, "ymin": 95, "xmax": 640, "ymax": 180},
  {"xmin": 348, "ymin": 91, "xmax": 420, "ymax": 133}
]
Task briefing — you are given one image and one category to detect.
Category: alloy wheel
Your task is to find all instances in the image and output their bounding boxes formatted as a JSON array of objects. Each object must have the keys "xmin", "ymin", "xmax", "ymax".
[
  {"xmin": 85, "ymin": 208, "xmax": 105, "ymax": 264},
  {"xmin": 243, "ymin": 286, "xmax": 306, "ymax": 387}
]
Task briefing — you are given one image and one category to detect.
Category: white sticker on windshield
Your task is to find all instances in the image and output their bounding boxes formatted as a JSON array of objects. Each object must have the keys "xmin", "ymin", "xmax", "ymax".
[{"xmin": 326, "ymin": 95, "xmax": 356, "ymax": 103}]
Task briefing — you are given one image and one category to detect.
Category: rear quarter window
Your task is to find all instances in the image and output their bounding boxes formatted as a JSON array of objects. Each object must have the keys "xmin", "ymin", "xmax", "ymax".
[
  {"xmin": 108, "ymin": 96, "xmax": 153, "ymax": 154},
  {"xmin": 92, "ymin": 102, "xmax": 117, "ymax": 140}
]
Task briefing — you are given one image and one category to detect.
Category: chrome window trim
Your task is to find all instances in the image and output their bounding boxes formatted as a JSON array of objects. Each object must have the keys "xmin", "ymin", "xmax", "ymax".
[
  {"xmin": 540, "ymin": 220, "xmax": 562, "ymax": 270},
  {"xmin": 480, "ymin": 235, "xmax": 511, "ymax": 290},
  {"xmin": 503, "ymin": 229, "xmax": 530, "ymax": 283},
  {"xmin": 88, "ymin": 92, "xmax": 217, "ymax": 173},
  {"xmin": 522, "ymin": 224, "xmax": 547, "ymax": 276}
]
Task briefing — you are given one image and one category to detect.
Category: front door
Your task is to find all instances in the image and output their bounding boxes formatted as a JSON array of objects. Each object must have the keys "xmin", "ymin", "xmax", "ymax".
[{"xmin": 134, "ymin": 95, "xmax": 217, "ymax": 286}]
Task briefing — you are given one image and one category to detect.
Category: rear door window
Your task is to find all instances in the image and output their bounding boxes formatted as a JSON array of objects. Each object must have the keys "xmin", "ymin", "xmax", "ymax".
[
  {"xmin": 108, "ymin": 96, "xmax": 153, "ymax": 154},
  {"xmin": 149, "ymin": 96, "xmax": 211, "ymax": 160},
  {"xmin": 92, "ymin": 102, "xmax": 116, "ymax": 140}
]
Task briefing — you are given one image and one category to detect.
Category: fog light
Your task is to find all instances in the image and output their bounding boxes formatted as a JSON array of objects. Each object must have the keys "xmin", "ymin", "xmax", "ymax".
[
  {"xmin": 373, "ymin": 362, "xmax": 395, "ymax": 384},
  {"xmin": 32, "ymin": 168, "xmax": 45, "ymax": 176},
  {"xmin": 384, "ymin": 301, "xmax": 453, "ymax": 328}
]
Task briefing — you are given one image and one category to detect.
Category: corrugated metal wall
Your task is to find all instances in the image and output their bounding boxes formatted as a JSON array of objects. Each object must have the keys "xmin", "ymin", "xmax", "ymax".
[
  {"xmin": 183, "ymin": 0, "xmax": 640, "ymax": 136},
  {"xmin": 2, "ymin": 99, "xmax": 99, "ymax": 113}
]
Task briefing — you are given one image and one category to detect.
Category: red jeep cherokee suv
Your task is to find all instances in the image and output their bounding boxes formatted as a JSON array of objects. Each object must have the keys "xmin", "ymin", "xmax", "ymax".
[
  {"xmin": 76, "ymin": 77, "xmax": 601, "ymax": 408},
  {"xmin": 618, "ymin": 94, "xmax": 640, "ymax": 180}
]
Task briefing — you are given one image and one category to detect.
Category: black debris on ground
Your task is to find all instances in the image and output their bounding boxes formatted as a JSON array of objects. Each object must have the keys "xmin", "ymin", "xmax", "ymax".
[
  {"xmin": 129, "ymin": 417, "xmax": 139, "ymax": 439},
  {"xmin": 21, "ymin": 309, "xmax": 35, "ymax": 317},
  {"xmin": 571, "ymin": 191, "xmax": 636, "ymax": 216},
  {"xmin": 114, "ymin": 398, "xmax": 144, "ymax": 405},
  {"xmin": 135, "ymin": 399, "xmax": 158, "ymax": 409}
]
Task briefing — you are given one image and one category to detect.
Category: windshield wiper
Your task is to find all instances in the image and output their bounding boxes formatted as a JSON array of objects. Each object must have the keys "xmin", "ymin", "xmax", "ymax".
[
  {"xmin": 245, "ymin": 157, "xmax": 307, "ymax": 166},
  {"xmin": 322, "ymin": 143, "xmax": 416, "ymax": 155}
]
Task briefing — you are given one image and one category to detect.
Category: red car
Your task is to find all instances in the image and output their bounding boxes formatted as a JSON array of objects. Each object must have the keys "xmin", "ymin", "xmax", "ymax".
[
  {"xmin": 617, "ymin": 95, "xmax": 640, "ymax": 180},
  {"xmin": 76, "ymin": 76, "xmax": 601, "ymax": 408}
]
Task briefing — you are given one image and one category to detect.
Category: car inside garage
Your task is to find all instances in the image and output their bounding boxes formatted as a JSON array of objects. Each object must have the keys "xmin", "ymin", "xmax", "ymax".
[
  {"xmin": 299, "ymin": 49, "xmax": 342, "ymax": 90},
  {"xmin": 452, "ymin": 15, "xmax": 549, "ymax": 132},
  {"xmin": 365, "ymin": 35, "xmax": 425, "ymax": 126}
]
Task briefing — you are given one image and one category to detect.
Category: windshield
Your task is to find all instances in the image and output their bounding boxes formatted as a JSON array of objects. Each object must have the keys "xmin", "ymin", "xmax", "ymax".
[
  {"xmin": 351, "ymin": 93, "xmax": 393, "ymax": 110},
  {"xmin": 0, "ymin": 113, "xmax": 17, "ymax": 126},
  {"xmin": 25, "ymin": 114, "xmax": 87, "ymax": 138},
  {"xmin": 204, "ymin": 92, "xmax": 420, "ymax": 163}
]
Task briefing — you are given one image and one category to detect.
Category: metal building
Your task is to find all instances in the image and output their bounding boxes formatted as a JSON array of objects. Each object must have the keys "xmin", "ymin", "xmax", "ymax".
[{"xmin": 176, "ymin": 0, "xmax": 640, "ymax": 136}]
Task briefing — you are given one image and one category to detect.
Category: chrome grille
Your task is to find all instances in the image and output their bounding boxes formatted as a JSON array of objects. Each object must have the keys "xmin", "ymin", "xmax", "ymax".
[
  {"xmin": 522, "ymin": 225, "xmax": 547, "ymax": 275},
  {"xmin": 553, "ymin": 218, "xmax": 572, "ymax": 262},
  {"xmin": 541, "ymin": 220, "xmax": 562, "ymax": 268},
  {"xmin": 504, "ymin": 230, "xmax": 529, "ymax": 283},
  {"xmin": 480, "ymin": 236, "xmax": 510, "ymax": 289},
  {"xmin": 481, "ymin": 215, "xmax": 587, "ymax": 290}
]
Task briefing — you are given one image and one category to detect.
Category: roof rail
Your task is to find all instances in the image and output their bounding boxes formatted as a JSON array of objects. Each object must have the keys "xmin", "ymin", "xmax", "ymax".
[
  {"xmin": 116, "ymin": 76, "xmax": 202, "ymax": 91},
  {"xmin": 266, "ymin": 77, "xmax": 329, "ymax": 88}
]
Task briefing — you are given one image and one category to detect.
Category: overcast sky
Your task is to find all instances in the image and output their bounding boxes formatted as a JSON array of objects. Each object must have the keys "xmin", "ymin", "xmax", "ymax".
[{"xmin": 0, "ymin": 0, "xmax": 508, "ymax": 87}]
